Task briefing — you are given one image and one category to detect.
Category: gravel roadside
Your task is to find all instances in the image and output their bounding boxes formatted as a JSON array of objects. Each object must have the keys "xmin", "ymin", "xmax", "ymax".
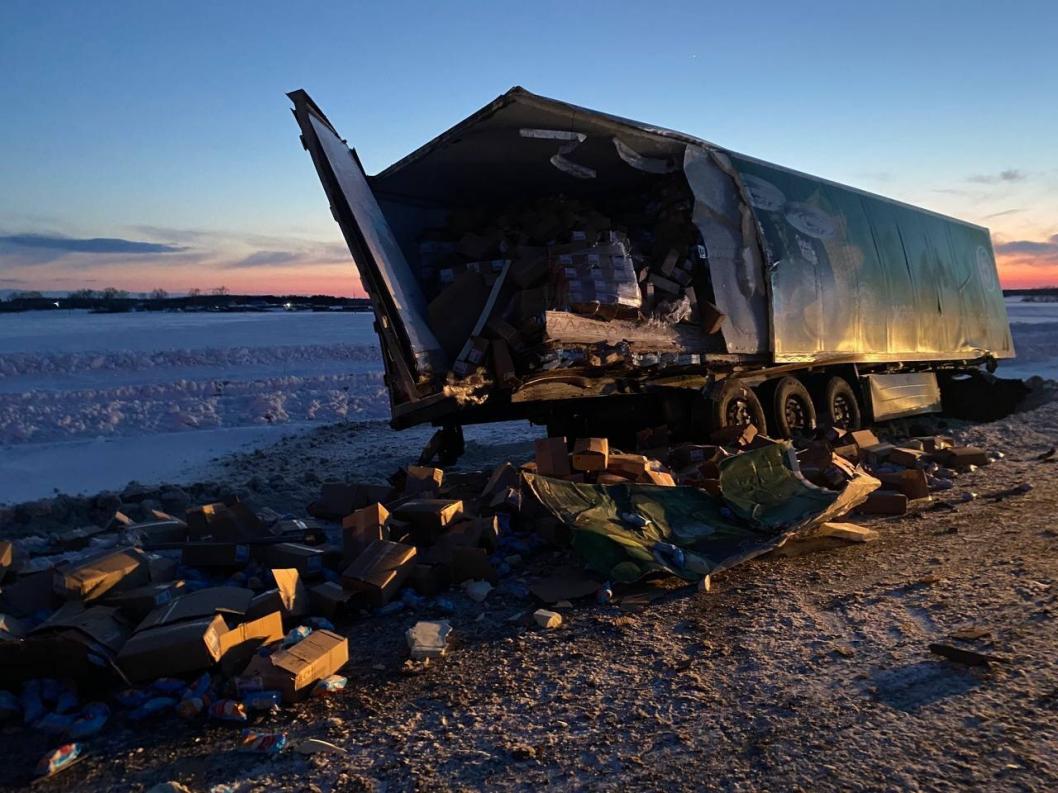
[{"xmin": 2, "ymin": 401, "xmax": 1056, "ymax": 791}]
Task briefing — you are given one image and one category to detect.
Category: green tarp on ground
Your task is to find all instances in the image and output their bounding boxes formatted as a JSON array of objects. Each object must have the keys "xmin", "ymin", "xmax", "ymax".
[{"xmin": 524, "ymin": 442, "xmax": 878, "ymax": 583}]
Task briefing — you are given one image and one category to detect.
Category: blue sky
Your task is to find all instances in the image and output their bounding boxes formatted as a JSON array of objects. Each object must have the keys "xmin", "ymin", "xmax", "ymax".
[{"xmin": 1, "ymin": 0, "xmax": 1056, "ymax": 293}]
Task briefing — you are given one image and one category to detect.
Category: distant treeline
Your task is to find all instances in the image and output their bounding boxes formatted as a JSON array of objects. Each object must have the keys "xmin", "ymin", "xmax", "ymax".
[
  {"xmin": 0, "ymin": 290, "xmax": 371, "ymax": 314},
  {"xmin": 1003, "ymin": 288, "xmax": 1058, "ymax": 298}
]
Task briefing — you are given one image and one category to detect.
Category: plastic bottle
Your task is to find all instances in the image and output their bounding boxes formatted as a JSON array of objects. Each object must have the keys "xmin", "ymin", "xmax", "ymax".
[
  {"xmin": 34, "ymin": 743, "xmax": 82, "ymax": 778},
  {"xmin": 68, "ymin": 703, "xmax": 109, "ymax": 738},
  {"xmin": 208, "ymin": 699, "xmax": 248, "ymax": 723}
]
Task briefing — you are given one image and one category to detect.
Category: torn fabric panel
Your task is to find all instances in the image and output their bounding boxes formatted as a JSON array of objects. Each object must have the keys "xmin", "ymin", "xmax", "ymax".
[
  {"xmin": 524, "ymin": 443, "xmax": 878, "ymax": 583},
  {"xmin": 612, "ymin": 137, "xmax": 678, "ymax": 174}
]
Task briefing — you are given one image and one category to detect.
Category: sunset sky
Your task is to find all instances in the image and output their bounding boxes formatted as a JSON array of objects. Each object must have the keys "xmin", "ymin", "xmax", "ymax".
[{"xmin": 1, "ymin": 1, "xmax": 1056, "ymax": 296}]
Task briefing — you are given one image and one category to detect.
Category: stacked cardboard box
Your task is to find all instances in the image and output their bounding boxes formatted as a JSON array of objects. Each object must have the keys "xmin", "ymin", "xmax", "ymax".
[
  {"xmin": 530, "ymin": 436, "xmax": 676, "ymax": 487},
  {"xmin": 417, "ymin": 182, "xmax": 726, "ymax": 389}
]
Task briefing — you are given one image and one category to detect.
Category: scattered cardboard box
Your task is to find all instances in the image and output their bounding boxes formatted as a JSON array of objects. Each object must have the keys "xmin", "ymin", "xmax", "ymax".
[
  {"xmin": 832, "ymin": 442, "xmax": 859, "ymax": 463},
  {"xmin": 186, "ymin": 499, "xmax": 261, "ymax": 543},
  {"xmin": 409, "ymin": 562, "xmax": 452, "ymax": 597},
  {"xmin": 122, "ymin": 519, "xmax": 187, "ymax": 547},
  {"xmin": 0, "ymin": 540, "xmax": 13, "ymax": 581},
  {"xmin": 54, "ymin": 548, "xmax": 150, "ymax": 602},
  {"xmin": 888, "ymin": 447, "xmax": 925, "ymax": 468},
  {"xmin": 55, "ymin": 525, "xmax": 108, "ymax": 550},
  {"xmin": 315, "ymin": 481, "xmax": 392, "ymax": 520},
  {"xmin": 257, "ymin": 629, "xmax": 349, "ymax": 702},
  {"xmin": 710, "ymin": 424, "xmax": 758, "ymax": 447},
  {"xmin": 100, "ymin": 580, "xmax": 187, "ymax": 620},
  {"xmin": 858, "ymin": 490, "xmax": 908, "ymax": 515},
  {"xmin": 404, "ymin": 465, "xmax": 444, "ymax": 496},
  {"xmin": 341, "ymin": 503, "xmax": 389, "ymax": 561},
  {"xmin": 874, "ymin": 469, "xmax": 931, "ymax": 500},
  {"xmin": 118, "ymin": 614, "xmax": 227, "ymax": 682},
  {"xmin": 342, "ymin": 540, "xmax": 417, "ymax": 607},
  {"xmin": 391, "ymin": 499, "xmax": 463, "ymax": 543},
  {"xmin": 429, "ymin": 270, "xmax": 490, "ymax": 359},
  {"xmin": 941, "ymin": 447, "xmax": 989, "ymax": 469},
  {"xmin": 916, "ymin": 435, "xmax": 954, "ymax": 453},
  {"xmin": 244, "ymin": 589, "xmax": 283, "ymax": 621},
  {"xmin": 571, "ymin": 437, "xmax": 609, "ymax": 472},
  {"xmin": 217, "ymin": 611, "xmax": 284, "ymax": 675},
  {"xmin": 535, "ymin": 437, "xmax": 572, "ymax": 478},
  {"xmin": 253, "ymin": 543, "xmax": 325, "ymax": 577},
  {"xmin": 860, "ymin": 442, "xmax": 896, "ymax": 466},
  {"xmin": 607, "ymin": 453, "xmax": 651, "ymax": 479},
  {"xmin": 308, "ymin": 582, "xmax": 357, "ymax": 619},
  {"xmin": 272, "ymin": 568, "xmax": 310, "ymax": 617},
  {"xmin": 0, "ymin": 570, "xmax": 59, "ymax": 617},
  {"xmin": 848, "ymin": 429, "xmax": 880, "ymax": 449},
  {"xmin": 181, "ymin": 543, "xmax": 249, "ymax": 568},
  {"xmin": 3, "ymin": 603, "xmax": 132, "ymax": 682},
  {"xmin": 137, "ymin": 586, "xmax": 252, "ymax": 630},
  {"xmin": 644, "ymin": 468, "xmax": 676, "ymax": 487},
  {"xmin": 0, "ymin": 613, "xmax": 30, "ymax": 640}
]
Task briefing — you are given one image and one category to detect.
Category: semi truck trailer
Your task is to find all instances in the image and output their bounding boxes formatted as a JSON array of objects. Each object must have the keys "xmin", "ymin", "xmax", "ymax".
[{"xmin": 288, "ymin": 88, "xmax": 1014, "ymax": 460}]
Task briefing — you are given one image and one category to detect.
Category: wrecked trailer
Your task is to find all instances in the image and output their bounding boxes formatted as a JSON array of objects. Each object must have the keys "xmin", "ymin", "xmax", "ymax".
[{"xmin": 288, "ymin": 87, "xmax": 1014, "ymax": 457}]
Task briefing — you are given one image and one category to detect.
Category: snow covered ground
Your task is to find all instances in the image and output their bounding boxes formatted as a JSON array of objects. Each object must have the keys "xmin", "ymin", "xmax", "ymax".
[
  {"xmin": 0, "ymin": 310, "xmax": 390, "ymax": 502},
  {"xmin": 0, "ymin": 299, "xmax": 1055, "ymax": 503}
]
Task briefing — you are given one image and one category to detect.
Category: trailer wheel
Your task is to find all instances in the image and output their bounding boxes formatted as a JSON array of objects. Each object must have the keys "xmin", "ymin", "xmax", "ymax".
[
  {"xmin": 821, "ymin": 376, "xmax": 862, "ymax": 430},
  {"xmin": 771, "ymin": 376, "xmax": 817, "ymax": 438},
  {"xmin": 712, "ymin": 381, "xmax": 767, "ymax": 434}
]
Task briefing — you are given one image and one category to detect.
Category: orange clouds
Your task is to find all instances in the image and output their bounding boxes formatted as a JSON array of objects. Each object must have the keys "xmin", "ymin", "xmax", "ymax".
[{"xmin": 995, "ymin": 233, "xmax": 1058, "ymax": 289}]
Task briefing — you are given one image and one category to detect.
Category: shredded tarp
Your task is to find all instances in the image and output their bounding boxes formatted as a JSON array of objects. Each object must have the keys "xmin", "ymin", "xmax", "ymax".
[{"xmin": 524, "ymin": 443, "xmax": 878, "ymax": 583}]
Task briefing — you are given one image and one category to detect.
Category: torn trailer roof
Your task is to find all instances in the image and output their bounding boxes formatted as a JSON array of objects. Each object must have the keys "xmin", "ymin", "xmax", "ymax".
[{"xmin": 288, "ymin": 87, "xmax": 1014, "ymax": 430}]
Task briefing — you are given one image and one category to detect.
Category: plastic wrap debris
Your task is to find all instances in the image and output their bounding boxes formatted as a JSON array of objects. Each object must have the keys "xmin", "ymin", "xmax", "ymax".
[
  {"xmin": 463, "ymin": 580, "xmax": 492, "ymax": 602},
  {"xmin": 518, "ymin": 128, "xmax": 595, "ymax": 179},
  {"xmin": 295, "ymin": 738, "xmax": 348, "ymax": 756},
  {"xmin": 406, "ymin": 620, "xmax": 452, "ymax": 660},
  {"xmin": 311, "ymin": 674, "xmax": 348, "ymax": 696},
  {"xmin": 283, "ymin": 625, "xmax": 312, "ymax": 647}
]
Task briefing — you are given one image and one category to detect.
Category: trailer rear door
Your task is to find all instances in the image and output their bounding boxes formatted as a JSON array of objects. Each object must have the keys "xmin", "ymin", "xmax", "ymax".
[{"xmin": 288, "ymin": 90, "xmax": 446, "ymax": 411}]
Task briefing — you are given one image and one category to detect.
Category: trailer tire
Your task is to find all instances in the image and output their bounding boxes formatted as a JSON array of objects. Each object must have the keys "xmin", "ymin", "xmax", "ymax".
[
  {"xmin": 712, "ymin": 381, "xmax": 767, "ymax": 435},
  {"xmin": 771, "ymin": 376, "xmax": 817, "ymax": 438},
  {"xmin": 821, "ymin": 376, "xmax": 862, "ymax": 430}
]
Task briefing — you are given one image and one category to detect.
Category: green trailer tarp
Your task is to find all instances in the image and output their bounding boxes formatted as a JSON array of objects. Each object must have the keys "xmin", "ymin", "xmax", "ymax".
[{"xmin": 525, "ymin": 443, "xmax": 878, "ymax": 583}]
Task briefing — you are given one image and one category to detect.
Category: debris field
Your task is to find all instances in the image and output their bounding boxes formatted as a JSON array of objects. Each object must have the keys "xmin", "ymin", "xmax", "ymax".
[{"xmin": 0, "ymin": 404, "xmax": 1053, "ymax": 791}]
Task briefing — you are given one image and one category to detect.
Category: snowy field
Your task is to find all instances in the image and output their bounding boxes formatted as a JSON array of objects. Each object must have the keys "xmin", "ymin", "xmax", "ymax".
[
  {"xmin": 0, "ymin": 310, "xmax": 388, "ymax": 502},
  {"xmin": 0, "ymin": 299, "xmax": 1055, "ymax": 503}
]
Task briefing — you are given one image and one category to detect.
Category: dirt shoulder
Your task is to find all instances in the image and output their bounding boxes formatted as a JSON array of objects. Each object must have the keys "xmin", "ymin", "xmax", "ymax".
[{"xmin": 2, "ymin": 405, "xmax": 1057, "ymax": 791}]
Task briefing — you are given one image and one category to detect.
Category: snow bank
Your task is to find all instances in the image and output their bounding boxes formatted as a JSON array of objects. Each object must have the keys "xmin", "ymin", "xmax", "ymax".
[
  {"xmin": 0, "ymin": 343, "xmax": 379, "ymax": 378},
  {"xmin": 0, "ymin": 371, "xmax": 388, "ymax": 443}
]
